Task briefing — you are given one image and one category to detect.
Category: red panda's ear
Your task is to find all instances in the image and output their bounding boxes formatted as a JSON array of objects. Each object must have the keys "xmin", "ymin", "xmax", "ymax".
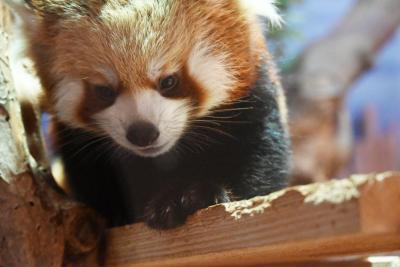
[
  {"xmin": 238, "ymin": 0, "xmax": 283, "ymax": 27},
  {"xmin": 25, "ymin": 0, "xmax": 104, "ymax": 18},
  {"xmin": 210, "ymin": 0, "xmax": 282, "ymax": 27}
]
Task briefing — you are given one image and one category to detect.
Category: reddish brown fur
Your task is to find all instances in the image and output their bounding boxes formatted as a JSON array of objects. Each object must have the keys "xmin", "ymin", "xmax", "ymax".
[
  {"xmin": 23, "ymin": 0, "xmax": 271, "ymax": 119},
  {"xmin": 12, "ymin": 0, "xmax": 290, "ymax": 230}
]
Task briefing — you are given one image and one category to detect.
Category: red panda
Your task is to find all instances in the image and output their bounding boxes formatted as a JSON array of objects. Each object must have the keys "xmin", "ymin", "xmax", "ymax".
[{"xmin": 7, "ymin": 0, "xmax": 291, "ymax": 229}]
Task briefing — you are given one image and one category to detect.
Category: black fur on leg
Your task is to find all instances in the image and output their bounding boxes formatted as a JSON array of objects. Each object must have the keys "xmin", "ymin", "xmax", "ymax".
[{"xmin": 143, "ymin": 181, "xmax": 230, "ymax": 229}]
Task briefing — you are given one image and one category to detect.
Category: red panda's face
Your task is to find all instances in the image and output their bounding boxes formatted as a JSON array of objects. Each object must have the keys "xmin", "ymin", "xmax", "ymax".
[{"xmin": 28, "ymin": 0, "xmax": 279, "ymax": 157}]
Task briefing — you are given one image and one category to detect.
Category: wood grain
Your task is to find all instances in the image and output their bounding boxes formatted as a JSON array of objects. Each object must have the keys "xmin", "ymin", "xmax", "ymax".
[{"xmin": 103, "ymin": 173, "xmax": 400, "ymax": 267}]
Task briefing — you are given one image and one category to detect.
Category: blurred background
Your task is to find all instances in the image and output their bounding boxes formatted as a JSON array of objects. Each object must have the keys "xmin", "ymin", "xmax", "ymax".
[{"xmin": 266, "ymin": 0, "xmax": 400, "ymax": 184}]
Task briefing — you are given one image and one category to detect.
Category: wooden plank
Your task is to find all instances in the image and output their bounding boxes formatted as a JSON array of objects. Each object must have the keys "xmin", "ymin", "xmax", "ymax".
[
  {"xmin": 103, "ymin": 173, "xmax": 400, "ymax": 267},
  {"xmin": 264, "ymin": 262, "xmax": 373, "ymax": 267},
  {"xmin": 146, "ymin": 256, "xmax": 400, "ymax": 267},
  {"xmin": 252, "ymin": 256, "xmax": 400, "ymax": 267}
]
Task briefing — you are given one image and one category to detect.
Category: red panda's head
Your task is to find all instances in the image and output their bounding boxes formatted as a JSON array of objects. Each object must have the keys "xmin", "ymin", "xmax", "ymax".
[{"xmin": 22, "ymin": 0, "xmax": 281, "ymax": 157}]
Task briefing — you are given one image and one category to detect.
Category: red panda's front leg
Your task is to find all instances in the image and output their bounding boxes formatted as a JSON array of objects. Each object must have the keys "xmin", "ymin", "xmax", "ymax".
[{"xmin": 143, "ymin": 181, "xmax": 230, "ymax": 229}]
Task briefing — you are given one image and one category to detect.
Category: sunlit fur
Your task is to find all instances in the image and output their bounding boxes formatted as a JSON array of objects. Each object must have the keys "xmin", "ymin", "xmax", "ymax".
[
  {"xmin": 11, "ymin": 0, "xmax": 283, "ymax": 158},
  {"xmin": 9, "ymin": 0, "xmax": 291, "ymax": 229}
]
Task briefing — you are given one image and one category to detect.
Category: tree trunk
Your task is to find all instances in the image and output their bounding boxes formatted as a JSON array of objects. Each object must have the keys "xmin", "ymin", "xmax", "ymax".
[
  {"xmin": 286, "ymin": 0, "xmax": 400, "ymax": 184},
  {"xmin": 0, "ymin": 3, "xmax": 104, "ymax": 267}
]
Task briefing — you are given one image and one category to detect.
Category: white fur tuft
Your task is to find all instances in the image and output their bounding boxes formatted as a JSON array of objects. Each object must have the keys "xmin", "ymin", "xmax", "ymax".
[
  {"xmin": 54, "ymin": 78, "xmax": 85, "ymax": 128},
  {"xmin": 188, "ymin": 42, "xmax": 234, "ymax": 115},
  {"xmin": 4, "ymin": 0, "xmax": 37, "ymax": 25},
  {"xmin": 241, "ymin": 0, "xmax": 283, "ymax": 27}
]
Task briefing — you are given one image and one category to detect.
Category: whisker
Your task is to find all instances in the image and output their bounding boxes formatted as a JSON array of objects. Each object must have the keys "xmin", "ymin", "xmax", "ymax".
[
  {"xmin": 69, "ymin": 135, "xmax": 111, "ymax": 159},
  {"xmin": 189, "ymin": 125, "xmax": 237, "ymax": 140}
]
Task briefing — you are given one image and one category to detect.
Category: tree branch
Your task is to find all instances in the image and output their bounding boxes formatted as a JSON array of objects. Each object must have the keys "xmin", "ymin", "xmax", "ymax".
[
  {"xmin": 0, "ymin": 3, "xmax": 104, "ymax": 266},
  {"xmin": 286, "ymin": 0, "xmax": 400, "ymax": 183}
]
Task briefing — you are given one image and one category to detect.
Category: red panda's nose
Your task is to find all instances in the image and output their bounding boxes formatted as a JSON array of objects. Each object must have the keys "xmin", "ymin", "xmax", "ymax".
[{"xmin": 126, "ymin": 122, "xmax": 160, "ymax": 147}]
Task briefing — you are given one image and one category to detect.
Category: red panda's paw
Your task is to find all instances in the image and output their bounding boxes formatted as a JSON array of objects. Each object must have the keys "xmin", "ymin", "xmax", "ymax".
[{"xmin": 143, "ymin": 182, "xmax": 230, "ymax": 230}]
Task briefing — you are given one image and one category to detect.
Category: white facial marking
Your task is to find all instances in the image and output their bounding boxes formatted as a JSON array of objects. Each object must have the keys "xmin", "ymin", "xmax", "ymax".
[
  {"xmin": 148, "ymin": 57, "xmax": 180, "ymax": 82},
  {"xmin": 148, "ymin": 58, "xmax": 163, "ymax": 80},
  {"xmin": 54, "ymin": 78, "xmax": 85, "ymax": 128},
  {"xmin": 95, "ymin": 66, "xmax": 119, "ymax": 87},
  {"xmin": 188, "ymin": 42, "xmax": 234, "ymax": 115},
  {"xmin": 95, "ymin": 89, "xmax": 190, "ymax": 157},
  {"xmin": 136, "ymin": 90, "xmax": 189, "ymax": 155}
]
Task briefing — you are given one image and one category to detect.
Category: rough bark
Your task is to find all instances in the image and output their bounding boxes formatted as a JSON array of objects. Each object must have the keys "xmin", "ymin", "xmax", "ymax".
[
  {"xmin": 286, "ymin": 0, "xmax": 400, "ymax": 184},
  {"xmin": 0, "ymin": 3, "xmax": 104, "ymax": 267}
]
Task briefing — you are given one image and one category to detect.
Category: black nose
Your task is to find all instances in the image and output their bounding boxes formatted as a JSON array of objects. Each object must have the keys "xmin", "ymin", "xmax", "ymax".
[{"xmin": 126, "ymin": 121, "xmax": 160, "ymax": 147}]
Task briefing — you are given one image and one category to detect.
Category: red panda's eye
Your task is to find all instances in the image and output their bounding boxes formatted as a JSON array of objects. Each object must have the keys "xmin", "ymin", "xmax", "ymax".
[
  {"xmin": 94, "ymin": 85, "xmax": 117, "ymax": 103},
  {"xmin": 159, "ymin": 75, "xmax": 179, "ymax": 95}
]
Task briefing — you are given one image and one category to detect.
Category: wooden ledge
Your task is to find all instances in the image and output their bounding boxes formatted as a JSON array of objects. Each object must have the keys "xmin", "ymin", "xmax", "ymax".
[{"xmin": 104, "ymin": 172, "xmax": 400, "ymax": 267}]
